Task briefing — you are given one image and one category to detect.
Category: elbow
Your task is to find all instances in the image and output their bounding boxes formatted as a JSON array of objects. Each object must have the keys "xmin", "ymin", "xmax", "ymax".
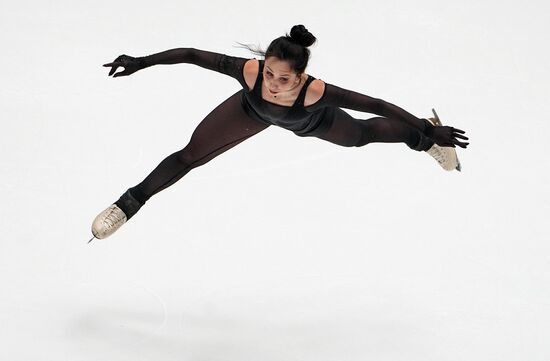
[
  {"xmin": 181, "ymin": 47, "xmax": 196, "ymax": 63},
  {"xmin": 373, "ymin": 98, "xmax": 387, "ymax": 116}
]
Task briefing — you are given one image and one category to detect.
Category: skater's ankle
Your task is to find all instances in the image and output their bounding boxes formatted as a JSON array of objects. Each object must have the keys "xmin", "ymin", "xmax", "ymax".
[
  {"xmin": 115, "ymin": 189, "xmax": 144, "ymax": 220},
  {"xmin": 127, "ymin": 186, "xmax": 148, "ymax": 205},
  {"xmin": 409, "ymin": 133, "xmax": 434, "ymax": 152}
]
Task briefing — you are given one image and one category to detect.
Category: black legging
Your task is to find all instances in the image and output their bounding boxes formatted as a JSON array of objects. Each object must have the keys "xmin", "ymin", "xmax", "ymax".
[{"xmin": 128, "ymin": 90, "xmax": 428, "ymax": 205}]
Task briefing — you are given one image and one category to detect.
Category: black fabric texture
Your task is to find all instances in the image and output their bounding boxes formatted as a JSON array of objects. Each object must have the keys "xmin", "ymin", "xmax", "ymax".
[
  {"xmin": 120, "ymin": 48, "xmax": 431, "ymax": 205},
  {"xmin": 115, "ymin": 190, "xmax": 144, "ymax": 220}
]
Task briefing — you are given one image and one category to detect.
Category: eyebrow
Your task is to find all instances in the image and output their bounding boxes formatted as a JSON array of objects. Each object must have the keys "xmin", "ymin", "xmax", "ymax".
[{"xmin": 266, "ymin": 66, "xmax": 290, "ymax": 76}]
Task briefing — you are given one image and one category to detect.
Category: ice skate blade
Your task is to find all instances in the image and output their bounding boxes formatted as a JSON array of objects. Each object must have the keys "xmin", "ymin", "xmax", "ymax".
[{"xmin": 431, "ymin": 108, "xmax": 442, "ymax": 126}]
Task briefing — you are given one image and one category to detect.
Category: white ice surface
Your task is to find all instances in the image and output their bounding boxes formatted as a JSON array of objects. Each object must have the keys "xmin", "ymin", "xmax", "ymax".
[{"xmin": 1, "ymin": 0, "xmax": 549, "ymax": 360}]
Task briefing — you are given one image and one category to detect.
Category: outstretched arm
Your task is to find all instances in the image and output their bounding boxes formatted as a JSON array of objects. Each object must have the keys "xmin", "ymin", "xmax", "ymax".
[
  {"xmin": 307, "ymin": 82, "xmax": 428, "ymax": 132},
  {"xmin": 306, "ymin": 82, "xmax": 469, "ymax": 148},
  {"xmin": 103, "ymin": 48, "xmax": 249, "ymax": 89}
]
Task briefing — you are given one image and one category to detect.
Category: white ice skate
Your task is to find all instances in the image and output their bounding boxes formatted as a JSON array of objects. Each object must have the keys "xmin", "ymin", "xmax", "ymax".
[
  {"xmin": 425, "ymin": 108, "xmax": 462, "ymax": 172},
  {"xmin": 89, "ymin": 204, "xmax": 128, "ymax": 242},
  {"xmin": 88, "ymin": 190, "xmax": 143, "ymax": 243}
]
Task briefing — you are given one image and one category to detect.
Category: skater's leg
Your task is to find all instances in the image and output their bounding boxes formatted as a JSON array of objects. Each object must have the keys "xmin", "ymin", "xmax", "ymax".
[
  {"xmin": 125, "ymin": 90, "xmax": 270, "ymax": 208},
  {"xmin": 309, "ymin": 107, "xmax": 433, "ymax": 150},
  {"xmin": 92, "ymin": 91, "xmax": 270, "ymax": 240}
]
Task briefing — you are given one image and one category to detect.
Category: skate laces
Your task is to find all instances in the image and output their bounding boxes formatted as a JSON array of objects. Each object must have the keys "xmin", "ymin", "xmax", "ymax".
[
  {"xmin": 103, "ymin": 206, "xmax": 125, "ymax": 230},
  {"xmin": 428, "ymin": 145, "xmax": 446, "ymax": 164}
]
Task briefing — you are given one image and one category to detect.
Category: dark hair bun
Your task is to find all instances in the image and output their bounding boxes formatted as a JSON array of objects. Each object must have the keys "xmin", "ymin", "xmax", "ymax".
[{"xmin": 289, "ymin": 24, "xmax": 316, "ymax": 47}]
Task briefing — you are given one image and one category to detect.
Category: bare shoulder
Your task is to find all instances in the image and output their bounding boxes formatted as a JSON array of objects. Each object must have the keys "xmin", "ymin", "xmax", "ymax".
[
  {"xmin": 243, "ymin": 58, "xmax": 260, "ymax": 91},
  {"xmin": 304, "ymin": 79, "xmax": 326, "ymax": 107}
]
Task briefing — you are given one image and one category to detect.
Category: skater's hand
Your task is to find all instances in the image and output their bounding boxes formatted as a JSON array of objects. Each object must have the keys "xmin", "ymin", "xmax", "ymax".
[
  {"xmin": 103, "ymin": 54, "xmax": 146, "ymax": 78},
  {"xmin": 425, "ymin": 119, "xmax": 469, "ymax": 148}
]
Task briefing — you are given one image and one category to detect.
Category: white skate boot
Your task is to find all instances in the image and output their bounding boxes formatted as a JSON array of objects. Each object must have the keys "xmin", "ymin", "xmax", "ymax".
[
  {"xmin": 89, "ymin": 190, "xmax": 143, "ymax": 242},
  {"xmin": 425, "ymin": 108, "xmax": 462, "ymax": 172},
  {"xmin": 90, "ymin": 204, "xmax": 127, "ymax": 240}
]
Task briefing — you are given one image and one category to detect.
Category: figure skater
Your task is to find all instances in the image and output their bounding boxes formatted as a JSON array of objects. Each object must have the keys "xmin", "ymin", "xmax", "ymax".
[{"xmin": 89, "ymin": 24, "xmax": 469, "ymax": 242}]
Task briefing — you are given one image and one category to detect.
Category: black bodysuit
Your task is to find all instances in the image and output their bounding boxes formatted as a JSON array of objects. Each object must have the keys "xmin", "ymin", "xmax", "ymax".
[{"xmin": 119, "ymin": 48, "xmax": 433, "ymax": 209}]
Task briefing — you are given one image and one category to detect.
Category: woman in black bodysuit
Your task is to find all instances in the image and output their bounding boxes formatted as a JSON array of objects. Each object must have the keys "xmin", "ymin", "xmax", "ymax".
[{"xmin": 89, "ymin": 24, "xmax": 469, "ymax": 242}]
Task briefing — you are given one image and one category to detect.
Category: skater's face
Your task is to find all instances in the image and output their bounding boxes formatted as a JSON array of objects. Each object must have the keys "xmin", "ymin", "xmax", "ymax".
[{"xmin": 263, "ymin": 56, "xmax": 303, "ymax": 95}]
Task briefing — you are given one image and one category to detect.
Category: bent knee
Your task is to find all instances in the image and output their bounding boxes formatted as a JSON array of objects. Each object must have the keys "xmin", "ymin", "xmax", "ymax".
[{"xmin": 174, "ymin": 148, "xmax": 194, "ymax": 166}]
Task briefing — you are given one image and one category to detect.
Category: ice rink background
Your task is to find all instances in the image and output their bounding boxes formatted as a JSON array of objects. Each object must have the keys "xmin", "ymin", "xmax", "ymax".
[{"xmin": 1, "ymin": 0, "xmax": 549, "ymax": 360}]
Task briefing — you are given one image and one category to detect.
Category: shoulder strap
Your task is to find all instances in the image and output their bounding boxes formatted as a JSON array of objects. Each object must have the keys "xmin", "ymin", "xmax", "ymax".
[
  {"xmin": 295, "ymin": 75, "xmax": 315, "ymax": 106},
  {"xmin": 251, "ymin": 60, "xmax": 264, "ymax": 95}
]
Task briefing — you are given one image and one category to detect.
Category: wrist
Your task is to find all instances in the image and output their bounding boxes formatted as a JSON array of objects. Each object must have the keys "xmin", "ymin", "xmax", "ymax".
[
  {"xmin": 422, "ymin": 118, "xmax": 435, "ymax": 137},
  {"xmin": 137, "ymin": 56, "xmax": 151, "ymax": 69}
]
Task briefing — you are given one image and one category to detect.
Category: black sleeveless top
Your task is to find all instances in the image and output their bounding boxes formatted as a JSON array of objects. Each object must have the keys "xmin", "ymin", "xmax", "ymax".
[{"xmin": 240, "ymin": 60, "xmax": 328, "ymax": 135}]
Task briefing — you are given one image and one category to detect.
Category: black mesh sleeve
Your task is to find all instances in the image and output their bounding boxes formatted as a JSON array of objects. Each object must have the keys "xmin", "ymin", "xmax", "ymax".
[
  {"xmin": 140, "ymin": 48, "xmax": 249, "ymax": 89},
  {"xmin": 306, "ymin": 82, "xmax": 428, "ymax": 132}
]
